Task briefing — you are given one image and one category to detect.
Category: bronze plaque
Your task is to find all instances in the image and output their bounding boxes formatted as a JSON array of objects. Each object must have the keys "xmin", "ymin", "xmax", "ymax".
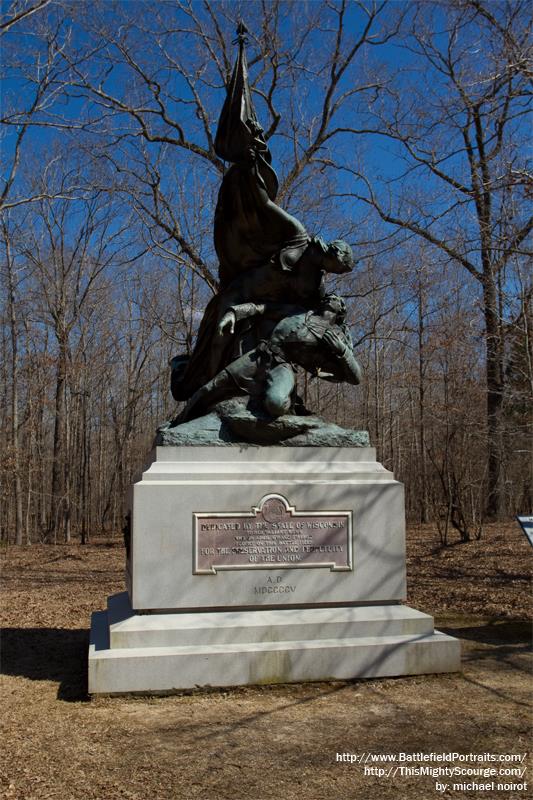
[{"xmin": 193, "ymin": 494, "xmax": 352, "ymax": 574}]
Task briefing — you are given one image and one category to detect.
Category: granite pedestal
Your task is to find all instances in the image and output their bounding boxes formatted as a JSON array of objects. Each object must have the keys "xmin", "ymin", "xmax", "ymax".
[{"xmin": 89, "ymin": 446, "xmax": 460, "ymax": 693}]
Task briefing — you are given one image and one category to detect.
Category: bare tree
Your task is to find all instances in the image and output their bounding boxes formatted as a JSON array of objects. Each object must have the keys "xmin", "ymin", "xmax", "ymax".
[
  {"xmin": 19, "ymin": 191, "xmax": 135, "ymax": 540},
  {"xmin": 1, "ymin": 1, "xmax": 530, "ymax": 546},
  {"xmin": 0, "ymin": 6, "xmax": 84, "ymax": 211},
  {"xmin": 1, "ymin": 0, "xmax": 53, "ymax": 34},
  {"xmin": 345, "ymin": 0, "xmax": 532, "ymax": 517},
  {"xmin": 1, "ymin": 217, "xmax": 24, "ymax": 543}
]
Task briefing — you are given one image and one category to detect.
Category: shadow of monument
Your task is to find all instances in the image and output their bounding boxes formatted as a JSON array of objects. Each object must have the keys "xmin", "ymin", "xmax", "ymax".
[
  {"xmin": 439, "ymin": 619, "xmax": 532, "ymax": 684},
  {"xmin": 0, "ymin": 627, "xmax": 89, "ymax": 702},
  {"xmin": 439, "ymin": 619, "xmax": 531, "ymax": 647}
]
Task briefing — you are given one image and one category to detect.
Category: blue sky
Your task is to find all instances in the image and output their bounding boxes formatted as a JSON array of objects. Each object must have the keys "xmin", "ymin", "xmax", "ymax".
[{"xmin": 2, "ymin": 0, "xmax": 530, "ymax": 305}]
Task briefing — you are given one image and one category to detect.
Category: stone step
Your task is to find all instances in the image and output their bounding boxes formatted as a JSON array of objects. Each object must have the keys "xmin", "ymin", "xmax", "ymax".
[
  {"xmin": 106, "ymin": 592, "xmax": 435, "ymax": 650},
  {"xmin": 89, "ymin": 608, "xmax": 460, "ymax": 694}
]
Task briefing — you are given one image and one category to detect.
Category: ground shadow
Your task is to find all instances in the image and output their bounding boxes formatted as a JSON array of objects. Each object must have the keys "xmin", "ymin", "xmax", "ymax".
[
  {"xmin": 439, "ymin": 619, "xmax": 531, "ymax": 647},
  {"xmin": 2, "ymin": 619, "xmax": 530, "ymax": 706},
  {"xmin": 0, "ymin": 627, "xmax": 89, "ymax": 702}
]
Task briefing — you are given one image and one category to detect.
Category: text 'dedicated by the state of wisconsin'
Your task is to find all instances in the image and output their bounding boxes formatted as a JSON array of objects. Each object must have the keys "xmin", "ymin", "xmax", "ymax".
[{"xmin": 193, "ymin": 494, "xmax": 352, "ymax": 574}]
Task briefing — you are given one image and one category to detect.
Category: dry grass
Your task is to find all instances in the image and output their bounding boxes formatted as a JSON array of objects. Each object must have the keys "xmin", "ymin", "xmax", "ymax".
[{"xmin": 0, "ymin": 522, "xmax": 531, "ymax": 800}]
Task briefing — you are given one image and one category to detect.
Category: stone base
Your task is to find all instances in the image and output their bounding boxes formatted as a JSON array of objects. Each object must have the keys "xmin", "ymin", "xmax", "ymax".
[
  {"xmin": 126, "ymin": 446, "xmax": 408, "ymax": 611},
  {"xmin": 88, "ymin": 593, "xmax": 460, "ymax": 694}
]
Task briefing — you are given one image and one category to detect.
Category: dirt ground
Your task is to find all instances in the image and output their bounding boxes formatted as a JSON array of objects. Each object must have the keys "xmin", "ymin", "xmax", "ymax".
[{"xmin": 1, "ymin": 522, "xmax": 531, "ymax": 800}]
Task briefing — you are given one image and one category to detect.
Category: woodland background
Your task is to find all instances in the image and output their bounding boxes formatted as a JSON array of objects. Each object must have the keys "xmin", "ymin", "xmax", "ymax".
[{"xmin": 1, "ymin": 0, "xmax": 531, "ymax": 547}]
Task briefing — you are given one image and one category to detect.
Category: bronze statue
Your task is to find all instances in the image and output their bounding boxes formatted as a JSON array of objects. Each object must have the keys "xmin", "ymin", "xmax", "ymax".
[
  {"xmin": 161, "ymin": 24, "xmax": 363, "ymax": 447},
  {"xmin": 177, "ymin": 294, "xmax": 361, "ymax": 423},
  {"xmin": 172, "ymin": 236, "xmax": 354, "ymax": 402}
]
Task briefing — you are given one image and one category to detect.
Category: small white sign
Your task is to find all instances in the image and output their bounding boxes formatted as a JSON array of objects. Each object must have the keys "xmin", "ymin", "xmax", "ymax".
[{"xmin": 516, "ymin": 515, "xmax": 533, "ymax": 548}]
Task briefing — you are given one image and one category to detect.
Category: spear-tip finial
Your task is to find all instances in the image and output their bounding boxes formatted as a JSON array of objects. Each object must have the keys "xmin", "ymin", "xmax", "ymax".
[{"xmin": 234, "ymin": 20, "xmax": 249, "ymax": 47}]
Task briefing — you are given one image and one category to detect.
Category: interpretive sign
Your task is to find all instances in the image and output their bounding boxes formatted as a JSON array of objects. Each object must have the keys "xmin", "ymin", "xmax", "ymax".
[
  {"xmin": 516, "ymin": 515, "xmax": 533, "ymax": 548},
  {"xmin": 194, "ymin": 493, "xmax": 352, "ymax": 574}
]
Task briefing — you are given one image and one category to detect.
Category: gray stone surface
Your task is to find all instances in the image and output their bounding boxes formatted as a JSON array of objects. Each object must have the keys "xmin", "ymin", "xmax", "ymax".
[
  {"xmin": 88, "ymin": 444, "xmax": 461, "ymax": 693},
  {"xmin": 106, "ymin": 592, "xmax": 436, "ymax": 648},
  {"xmin": 89, "ymin": 594, "xmax": 461, "ymax": 693},
  {"xmin": 126, "ymin": 446, "xmax": 406, "ymax": 611}
]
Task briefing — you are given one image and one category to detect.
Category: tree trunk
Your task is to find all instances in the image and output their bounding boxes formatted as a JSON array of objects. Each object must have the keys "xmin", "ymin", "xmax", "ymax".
[
  {"xmin": 5, "ymin": 233, "xmax": 24, "ymax": 545},
  {"xmin": 483, "ymin": 276, "xmax": 505, "ymax": 519},
  {"xmin": 49, "ymin": 338, "xmax": 68, "ymax": 542},
  {"xmin": 417, "ymin": 276, "xmax": 428, "ymax": 523}
]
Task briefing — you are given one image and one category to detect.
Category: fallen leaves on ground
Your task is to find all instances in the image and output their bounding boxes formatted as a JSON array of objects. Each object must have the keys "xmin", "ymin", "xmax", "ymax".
[{"xmin": 0, "ymin": 522, "xmax": 531, "ymax": 800}]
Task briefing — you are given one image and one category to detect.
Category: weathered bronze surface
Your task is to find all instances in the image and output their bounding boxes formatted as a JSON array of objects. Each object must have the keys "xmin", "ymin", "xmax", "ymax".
[{"xmin": 161, "ymin": 24, "xmax": 365, "ymax": 447}]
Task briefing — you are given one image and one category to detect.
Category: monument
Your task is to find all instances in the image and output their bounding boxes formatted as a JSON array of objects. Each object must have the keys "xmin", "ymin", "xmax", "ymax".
[{"xmin": 89, "ymin": 25, "xmax": 460, "ymax": 693}]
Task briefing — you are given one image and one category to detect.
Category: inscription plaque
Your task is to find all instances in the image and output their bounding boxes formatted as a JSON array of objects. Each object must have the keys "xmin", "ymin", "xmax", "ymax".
[{"xmin": 193, "ymin": 494, "xmax": 352, "ymax": 574}]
